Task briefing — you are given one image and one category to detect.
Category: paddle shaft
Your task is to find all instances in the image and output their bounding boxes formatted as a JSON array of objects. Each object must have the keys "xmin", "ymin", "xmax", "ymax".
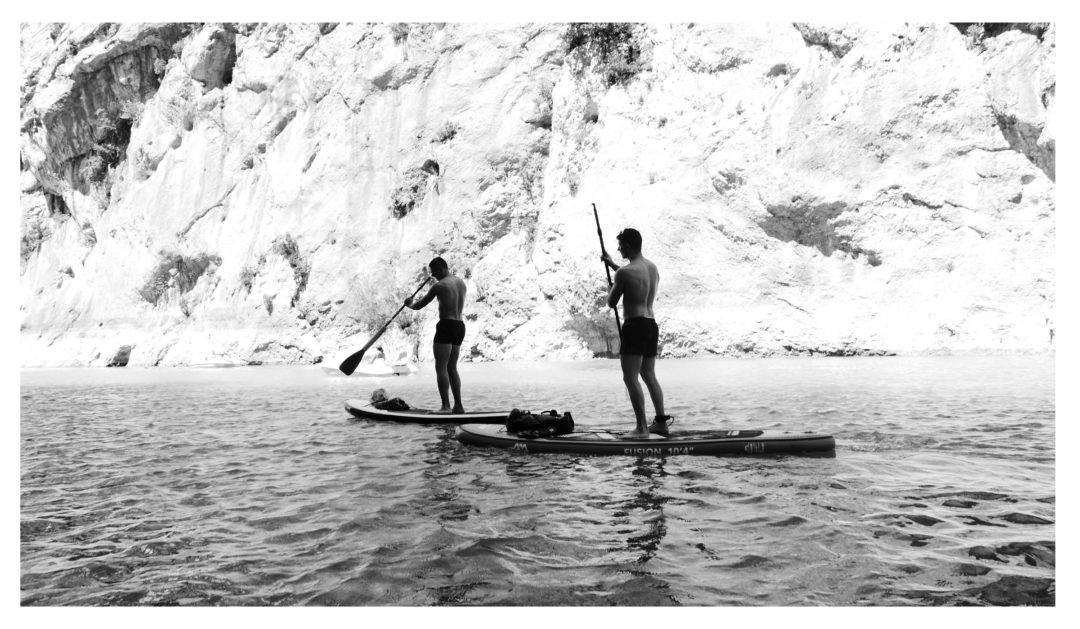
[
  {"xmin": 592, "ymin": 203, "xmax": 622, "ymax": 339},
  {"xmin": 338, "ymin": 276, "xmax": 431, "ymax": 375},
  {"xmin": 365, "ymin": 282, "xmax": 428, "ymax": 348}
]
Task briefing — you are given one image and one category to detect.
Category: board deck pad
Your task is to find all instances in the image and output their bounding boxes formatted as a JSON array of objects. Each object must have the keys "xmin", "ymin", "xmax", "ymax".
[
  {"xmin": 344, "ymin": 399, "xmax": 508, "ymax": 424},
  {"xmin": 456, "ymin": 423, "xmax": 836, "ymax": 456}
]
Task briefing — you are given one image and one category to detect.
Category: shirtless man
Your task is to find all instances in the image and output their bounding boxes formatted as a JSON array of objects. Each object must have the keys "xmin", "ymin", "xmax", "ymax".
[
  {"xmin": 601, "ymin": 228, "xmax": 672, "ymax": 438},
  {"xmin": 404, "ymin": 257, "xmax": 467, "ymax": 413}
]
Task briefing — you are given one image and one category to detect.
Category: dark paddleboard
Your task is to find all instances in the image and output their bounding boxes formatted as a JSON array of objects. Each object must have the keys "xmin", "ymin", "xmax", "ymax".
[
  {"xmin": 344, "ymin": 399, "xmax": 507, "ymax": 424},
  {"xmin": 456, "ymin": 424, "xmax": 836, "ymax": 456}
]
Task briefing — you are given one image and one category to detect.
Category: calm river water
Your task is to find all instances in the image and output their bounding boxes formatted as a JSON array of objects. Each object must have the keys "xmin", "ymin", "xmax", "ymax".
[{"xmin": 20, "ymin": 355, "xmax": 1055, "ymax": 606}]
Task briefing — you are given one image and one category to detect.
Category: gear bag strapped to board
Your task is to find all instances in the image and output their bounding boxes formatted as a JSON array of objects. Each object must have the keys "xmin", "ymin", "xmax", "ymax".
[{"xmin": 506, "ymin": 408, "xmax": 574, "ymax": 439}]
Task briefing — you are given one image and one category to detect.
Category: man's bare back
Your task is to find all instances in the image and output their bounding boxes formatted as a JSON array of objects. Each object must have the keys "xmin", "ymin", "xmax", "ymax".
[
  {"xmin": 609, "ymin": 256, "xmax": 658, "ymax": 320},
  {"xmin": 411, "ymin": 274, "xmax": 466, "ymax": 320},
  {"xmin": 432, "ymin": 275, "xmax": 466, "ymax": 320}
]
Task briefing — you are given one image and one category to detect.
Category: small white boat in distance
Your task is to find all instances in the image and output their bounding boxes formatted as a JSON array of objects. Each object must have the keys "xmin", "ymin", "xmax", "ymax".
[{"xmin": 323, "ymin": 361, "xmax": 418, "ymax": 377}]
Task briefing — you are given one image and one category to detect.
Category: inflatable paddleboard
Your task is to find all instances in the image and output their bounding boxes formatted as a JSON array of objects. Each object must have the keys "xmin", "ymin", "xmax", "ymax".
[
  {"xmin": 456, "ymin": 424, "xmax": 835, "ymax": 456},
  {"xmin": 345, "ymin": 399, "xmax": 507, "ymax": 424}
]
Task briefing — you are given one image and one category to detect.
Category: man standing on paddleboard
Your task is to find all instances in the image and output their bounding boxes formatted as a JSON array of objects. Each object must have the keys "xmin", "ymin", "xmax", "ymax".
[
  {"xmin": 601, "ymin": 229, "xmax": 673, "ymax": 438},
  {"xmin": 404, "ymin": 257, "xmax": 467, "ymax": 414}
]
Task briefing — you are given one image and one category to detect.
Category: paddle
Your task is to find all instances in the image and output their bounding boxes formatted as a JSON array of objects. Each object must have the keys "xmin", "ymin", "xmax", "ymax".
[
  {"xmin": 338, "ymin": 276, "xmax": 432, "ymax": 375},
  {"xmin": 592, "ymin": 203, "xmax": 623, "ymax": 339}
]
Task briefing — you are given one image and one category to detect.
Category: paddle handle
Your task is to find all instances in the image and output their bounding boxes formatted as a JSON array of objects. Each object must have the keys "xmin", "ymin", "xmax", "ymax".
[{"xmin": 592, "ymin": 203, "xmax": 622, "ymax": 339}]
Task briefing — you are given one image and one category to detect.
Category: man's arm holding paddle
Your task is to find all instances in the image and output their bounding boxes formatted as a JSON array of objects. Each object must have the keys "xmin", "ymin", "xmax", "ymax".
[
  {"xmin": 605, "ymin": 262, "xmax": 626, "ymax": 310},
  {"xmin": 404, "ymin": 283, "xmax": 441, "ymax": 310}
]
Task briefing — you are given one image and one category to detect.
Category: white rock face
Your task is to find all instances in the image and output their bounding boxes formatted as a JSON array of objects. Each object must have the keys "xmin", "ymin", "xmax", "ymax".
[{"xmin": 19, "ymin": 23, "xmax": 1055, "ymax": 367}]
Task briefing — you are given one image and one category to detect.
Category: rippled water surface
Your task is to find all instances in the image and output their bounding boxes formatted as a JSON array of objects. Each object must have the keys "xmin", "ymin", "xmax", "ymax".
[{"xmin": 21, "ymin": 355, "xmax": 1055, "ymax": 606}]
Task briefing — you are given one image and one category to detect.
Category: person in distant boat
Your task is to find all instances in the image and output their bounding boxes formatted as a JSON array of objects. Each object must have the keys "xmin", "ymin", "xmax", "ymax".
[
  {"xmin": 404, "ymin": 256, "xmax": 467, "ymax": 413},
  {"xmin": 601, "ymin": 228, "xmax": 673, "ymax": 438}
]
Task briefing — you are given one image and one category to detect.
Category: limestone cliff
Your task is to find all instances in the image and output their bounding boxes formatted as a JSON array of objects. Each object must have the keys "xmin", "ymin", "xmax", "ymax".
[{"xmin": 19, "ymin": 22, "xmax": 1055, "ymax": 367}]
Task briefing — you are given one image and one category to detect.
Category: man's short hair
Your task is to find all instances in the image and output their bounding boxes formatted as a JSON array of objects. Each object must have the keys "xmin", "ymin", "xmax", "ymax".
[
  {"xmin": 616, "ymin": 228, "xmax": 642, "ymax": 251},
  {"xmin": 429, "ymin": 256, "xmax": 448, "ymax": 272}
]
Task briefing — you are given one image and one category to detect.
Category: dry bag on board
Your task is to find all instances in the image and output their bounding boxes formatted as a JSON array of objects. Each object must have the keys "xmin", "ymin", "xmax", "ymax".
[{"xmin": 506, "ymin": 408, "xmax": 574, "ymax": 439}]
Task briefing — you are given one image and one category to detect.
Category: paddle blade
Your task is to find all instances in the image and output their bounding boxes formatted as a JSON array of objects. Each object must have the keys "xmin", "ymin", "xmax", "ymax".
[{"xmin": 338, "ymin": 349, "xmax": 366, "ymax": 376}]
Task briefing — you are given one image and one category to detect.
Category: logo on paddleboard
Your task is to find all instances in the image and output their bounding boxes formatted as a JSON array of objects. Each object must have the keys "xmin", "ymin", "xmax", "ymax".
[
  {"xmin": 743, "ymin": 442, "xmax": 766, "ymax": 453},
  {"xmin": 511, "ymin": 443, "xmax": 529, "ymax": 453},
  {"xmin": 623, "ymin": 446, "xmax": 694, "ymax": 455}
]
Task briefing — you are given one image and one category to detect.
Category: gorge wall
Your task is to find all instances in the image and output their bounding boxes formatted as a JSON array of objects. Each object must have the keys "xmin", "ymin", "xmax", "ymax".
[{"xmin": 19, "ymin": 22, "xmax": 1055, "ymax": 367}]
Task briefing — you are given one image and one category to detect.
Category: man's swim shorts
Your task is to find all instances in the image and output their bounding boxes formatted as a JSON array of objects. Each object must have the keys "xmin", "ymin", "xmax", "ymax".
[
  {"xmin": 620, "ymin": 317, "xmax": 658, "ymax": 357},
  {"xmin": 434, "ymin": 319, "xmax": 466, "ymax": 346}
]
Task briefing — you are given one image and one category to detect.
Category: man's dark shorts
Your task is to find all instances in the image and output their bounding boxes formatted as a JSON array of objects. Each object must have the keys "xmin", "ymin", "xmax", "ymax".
[
  {"xmin": 621, "ymin": 317, "xmax": 658, "ymax": 357},
  {"xmin": 434, "ymin": 319, "xmax": 466, "ymax": 346}
]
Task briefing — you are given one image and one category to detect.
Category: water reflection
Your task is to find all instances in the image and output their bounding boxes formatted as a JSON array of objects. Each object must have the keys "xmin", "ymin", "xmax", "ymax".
[
  {"xmin": 419, "ymin": 426, "xmax": 476, "ymax": 523},
  {"xmin": 624, "ymin": 459, "xmax": 670, "ymax": 565}
]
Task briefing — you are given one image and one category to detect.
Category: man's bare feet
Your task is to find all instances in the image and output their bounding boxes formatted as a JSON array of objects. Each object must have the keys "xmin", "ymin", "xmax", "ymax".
[
  {"xmin": 625, "ymin": 429, "xmax": 651, "ymax": 439},
  {"xmin": 452, "ymin": 405, "xmax": 465, "ymax": 414},
  {"xmin": 434, "ymin": 407, "xmax": 453, "ymax": 414}
]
